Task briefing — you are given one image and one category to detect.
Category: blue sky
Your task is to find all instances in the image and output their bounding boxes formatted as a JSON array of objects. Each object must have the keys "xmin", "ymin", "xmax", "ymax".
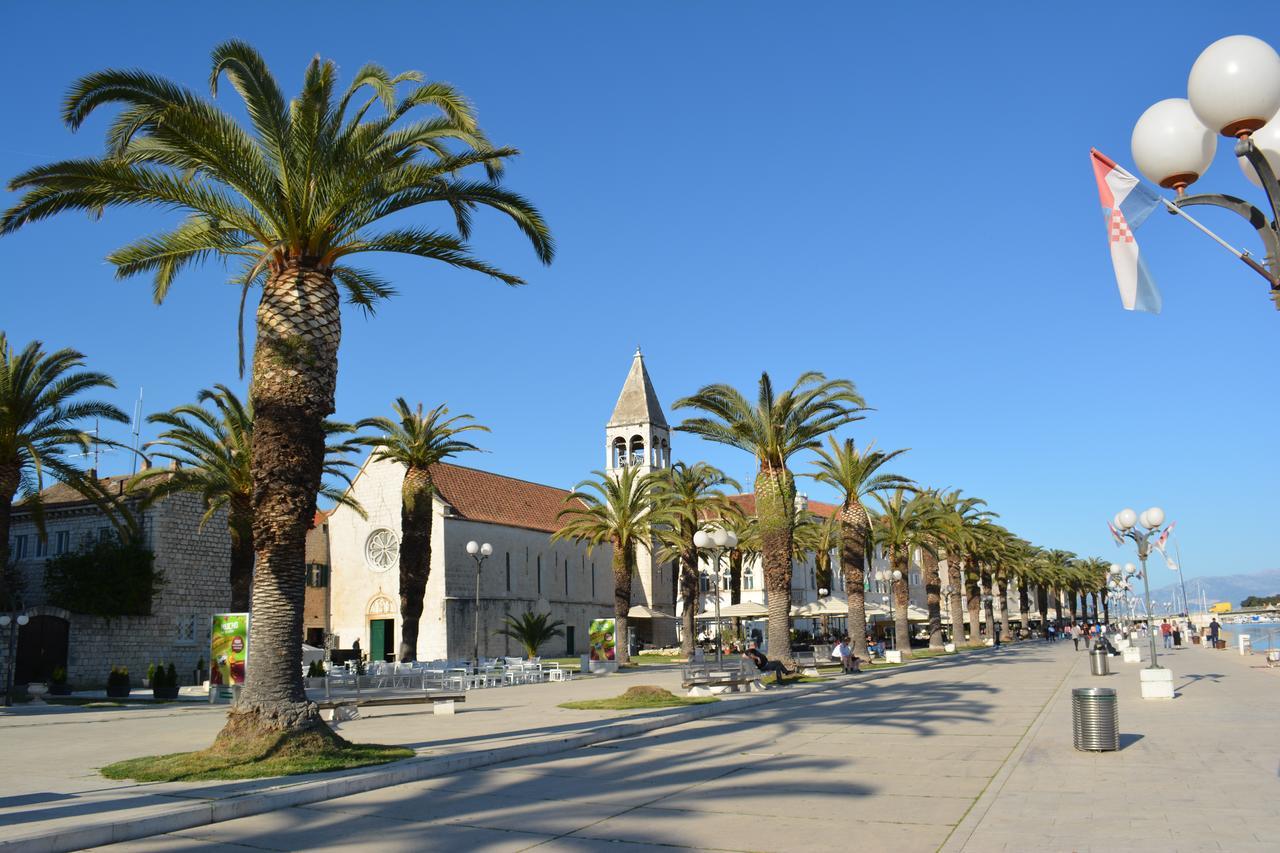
[{"xmin": 1, "ymin": 2, "xmax": 1276, "ymax": 583}]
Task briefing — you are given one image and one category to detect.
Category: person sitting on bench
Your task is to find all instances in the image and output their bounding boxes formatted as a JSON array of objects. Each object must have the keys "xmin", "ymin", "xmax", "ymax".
[{"xmin": 744, "ymin": 642, "xmax": 793, "ymax": 684}]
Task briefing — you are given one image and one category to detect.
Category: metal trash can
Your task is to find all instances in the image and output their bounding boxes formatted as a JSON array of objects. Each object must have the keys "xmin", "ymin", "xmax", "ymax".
[
  {"xmin": 1089, "ymin": 647, "xmax": 1110, "ymax": 676},
  {"xmin": 1072, "ymin": 687, "xmax": 1119, "ymax": 751}
]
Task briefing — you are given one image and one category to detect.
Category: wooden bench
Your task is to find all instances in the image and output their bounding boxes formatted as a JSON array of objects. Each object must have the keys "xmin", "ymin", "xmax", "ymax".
[
  {"xmin": 315, "ymin": 692, "xmax": 466, "ymax": 728},
  {"xmin": 794, "ymin": 650, "xmax": 845, "ymax": 676}
]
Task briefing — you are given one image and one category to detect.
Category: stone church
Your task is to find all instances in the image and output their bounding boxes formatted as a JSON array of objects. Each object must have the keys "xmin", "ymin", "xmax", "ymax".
[{"xmin": 325, "ymin": 349, "xmax": 678, "ymax": 661}]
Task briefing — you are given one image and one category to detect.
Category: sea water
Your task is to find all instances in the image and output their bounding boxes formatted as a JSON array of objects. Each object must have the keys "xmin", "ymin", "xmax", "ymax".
[{"xmin": 1218, "ymin": 620, "xmax": 1280, "ymax": 652}]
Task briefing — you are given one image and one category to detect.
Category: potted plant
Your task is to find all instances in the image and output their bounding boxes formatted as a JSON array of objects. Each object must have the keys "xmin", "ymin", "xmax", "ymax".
[
  {"xmin": 305, "ymin": 659, "xmax": 327, "ymax": 689},
  {"xmin": 106, "ymin": 666, "xmax": 131, "ymax": 698},
  {"xmin": 495, "ymin": 611, "xmax": 565, "ymax": 661},
  {"xmin": 49, "ymin": 667, "xmax": 72, "ymax": 696},
  {"xmin": 151, "ymin": 663, "xmax": 179, "ymax": 700}
]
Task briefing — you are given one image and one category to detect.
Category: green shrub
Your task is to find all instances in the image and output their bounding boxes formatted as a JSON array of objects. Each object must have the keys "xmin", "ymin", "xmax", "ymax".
[
  {"xmin": 146, "ymin": 663, "xmax": 157, "ymax": 685},
  {"xmin": 45, "ymin": 539, "xmax": 163, "ymax": 618},
  {"xmin": 166, "ymin": 663, "xmax": 177, "ymax": 687},
  {"xmin": 307, "ymin": 660, "xmax": 326, "ymax": 678},
  {"xmin": 107, "ymin": 666, "xmax": 130, "ymax": 689},
  {"xmin": 51, "ymin": 666, "xmax": 67, "ymax": 685}
]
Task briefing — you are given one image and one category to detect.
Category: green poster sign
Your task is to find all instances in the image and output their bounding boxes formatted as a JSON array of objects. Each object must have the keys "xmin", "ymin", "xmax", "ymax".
[
  {"xmin": 211, "ymin": 612, "xmax": 249, "ymax": 699},
  {"xmin": 589, "ymin": 618, "xmax": 616, "ymax": 661}
]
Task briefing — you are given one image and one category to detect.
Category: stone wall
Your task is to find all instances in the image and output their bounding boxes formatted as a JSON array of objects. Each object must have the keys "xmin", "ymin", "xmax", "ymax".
[{"xmin": 3, "ymin": 491, "xmax": 231, "ymax": 688}]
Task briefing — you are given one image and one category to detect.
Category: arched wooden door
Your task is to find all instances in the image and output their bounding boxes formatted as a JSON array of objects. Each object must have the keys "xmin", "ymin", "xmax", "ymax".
[{"xmin": 15, "ymin": 615, "xmax": 70, "ymax": 684}]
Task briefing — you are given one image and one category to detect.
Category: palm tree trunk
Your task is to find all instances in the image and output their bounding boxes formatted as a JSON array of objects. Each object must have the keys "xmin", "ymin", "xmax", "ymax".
[
  {"xmin": 612, "ymin": 541, "xmax": 633, "ymax": 666},
  {"xmin": 1037, "ymin": 585, "xmax": 1049, "ymax": 634},
  {"xmin": 756, "ymin": 466, "xmax": 795, "ymax": 665},
  {"xmin": 966, "ymin": 565, "xmax": 981, "ymax": 645},
  {"xmin": 947, "ymin": 557, "xmax": 965, "ymax": 646},
  {"xmin": 679, "ymin": 541, "xmax": 699, "ymax": 657},
  {"xmin": 996, "ymin": 578, "xmax": 1010, "ymax": 641},
  {"xmin": 922, "ymin": 549, "xmax": 943, "ymax": 650},
  {"xmin": 893, "ymin": 548, "xmax": 912, "ymax": 659},
  {"xmin": 228, "ymin": 511, "xmax": 255, "ymax": 612},
  {"xmin": 1066, "ymin": 589, "xmax": 1077, "ymax": 624},
  {"xmin": 220, "ymin": 263, "xmax": 341, "ymax": 745},
  {"xmin": 1, "ymin": 467, "xmax": 19, "ymax": 608},
  {"xmin": 728, "ymin": 550, "xmax": 743, "ymax": 606},
  {"xmin": 1102, "ymin": 589, "xmax": 1110, "ymax": 624},
  {"xmin": 981, "ymin": 571, "xmax": 994, "ymax": 642},
  {"xmin": 398, "ymin": 467, "xmax": 433, "ymax": 662},
  {"xmin": 1018, "ymin": 578, "xmax": 1031, "ymax": 640},
  {"xmin": 840, "ymin": 504, "xmax": 870, "ymax": 661}
]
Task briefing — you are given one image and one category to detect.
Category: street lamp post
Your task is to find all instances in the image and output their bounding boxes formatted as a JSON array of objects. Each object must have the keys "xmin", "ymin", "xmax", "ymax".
[
  {"xmin": 875, "ymin": 569, "xmax": 903, "ymax": 648},
  {"xmin": 465, "ymin": 541, "xmax": 492, "ymax": 669},
  {"xmin": 1, "ymin": 609, "xmax": 31, "ymax": 707},
  {"xmin": 694, "ymin": 527, "xmax": 738, "ymax": 666},
  {"xmin": 1130, "ymin": 35, "xmax": 1280, "ymax": 306},
  {"xmin": 1111, "ymin": 507, "xmax": 1177, "ymax": 699}
]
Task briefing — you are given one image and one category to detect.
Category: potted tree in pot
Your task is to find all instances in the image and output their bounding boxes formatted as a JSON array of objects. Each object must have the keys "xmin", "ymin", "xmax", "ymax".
[
  {"xmin": 49, "ymin": 667, "xmax": 72, "ymax": 696},
  {"xmin": 305, "ymin": 660, "xmax": 328, "ymax": 689},
  {"xmin": 151, "ymin": 663, "xmax": 179, "ymax": 700},
  {"xmin": 106, "ymin": 666, "xmax": 131, "ymax": 699},
  {"xmin": 495, "ymin": 611, "xmax": 565, "ymax": 661}
]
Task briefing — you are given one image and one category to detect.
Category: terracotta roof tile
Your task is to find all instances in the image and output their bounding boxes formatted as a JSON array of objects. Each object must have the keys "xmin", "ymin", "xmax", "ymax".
[
  {"xmin": 430, "ymin": 462, "xmax": 575, "ymax": 534},
  {"xmin": 728, "ymin": 493, "xmax": 840, "ymax": 519},
  {"xmin": 17, "ymin": 474, "xmax": 137, "ymax": 510}
]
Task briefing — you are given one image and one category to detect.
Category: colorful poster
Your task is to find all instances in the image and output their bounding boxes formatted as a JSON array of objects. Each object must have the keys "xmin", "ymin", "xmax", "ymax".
[
  {"xmin": 589, "ymin": 618, "xmax": 616, "ymax": 661},
  {"xmin": 210, "ymin": 612, "xmax": 249, "ymax": 699}
]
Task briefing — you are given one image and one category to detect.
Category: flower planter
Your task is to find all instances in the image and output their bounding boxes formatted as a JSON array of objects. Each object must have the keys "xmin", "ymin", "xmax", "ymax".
[
  {"xmin": 106, "ymin": 685, "xmax": 131, "ymax": 699},
  {"xmin": 152, "ymin": 686, "xmax": 179, "ymax": 700},
  {"xmin": 304, "ymin": 677, "xmax": 327, "ymax": 690}
]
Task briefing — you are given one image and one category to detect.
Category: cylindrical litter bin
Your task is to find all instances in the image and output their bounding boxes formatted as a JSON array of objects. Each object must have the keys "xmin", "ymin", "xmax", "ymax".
[
  {"xmin": 1072, "ymin": 687, "xmax": 1118, "ymax": 751},
  {"xmin": 1089, "ymin": 647, "xmax": 1110, "ymax": 676}
]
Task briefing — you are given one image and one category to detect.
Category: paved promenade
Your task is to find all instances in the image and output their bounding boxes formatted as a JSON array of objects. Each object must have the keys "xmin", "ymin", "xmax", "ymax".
[{"xmin": 5, "ymin": 640, "xmax": 1276, "ymax": 852}]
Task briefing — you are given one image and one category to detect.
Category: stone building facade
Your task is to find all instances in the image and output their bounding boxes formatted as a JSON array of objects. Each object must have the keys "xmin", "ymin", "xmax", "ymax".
[{"xmin": 2, "ymin": 474, "xmax": 231, "ymax": 687}]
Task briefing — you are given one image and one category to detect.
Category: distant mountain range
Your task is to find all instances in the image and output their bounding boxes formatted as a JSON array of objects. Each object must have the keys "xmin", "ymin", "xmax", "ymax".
[{"xmin": 1147, "ymin": 568, "xmax": 1280, "ymax": 610}]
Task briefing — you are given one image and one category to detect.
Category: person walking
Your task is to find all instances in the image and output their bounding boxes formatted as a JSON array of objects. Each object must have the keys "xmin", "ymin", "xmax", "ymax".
[
  {"xmin": 1172, "ymin": 622, "xmax": 1182, "ymax": 647},
  {"xmin": 1071, "ymin": 623, "xmax": 1080, "ymax": 651},
  {"xmin": 1161, "ymin": 619, "xmax": 1173, "ymax": 649},
  {"xmin": 1209, "ymin": 618, "xmax": 1221, "ymax": 648}
]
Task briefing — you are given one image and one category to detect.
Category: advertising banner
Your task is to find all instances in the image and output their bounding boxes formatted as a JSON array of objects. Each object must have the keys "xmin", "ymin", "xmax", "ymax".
[
  {"xmin": 210, "ymin": 612, "xmax": 249, "ymax": 700},
  {"xmin": 589, "ymin": 618, "xmax": 616, "ymax": 661}
]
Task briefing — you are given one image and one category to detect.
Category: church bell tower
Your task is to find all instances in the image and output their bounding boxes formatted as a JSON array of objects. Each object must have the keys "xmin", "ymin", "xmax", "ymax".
[{"xmin": 606, "ymin": 348, "xmax": 676, "ymax": 644}]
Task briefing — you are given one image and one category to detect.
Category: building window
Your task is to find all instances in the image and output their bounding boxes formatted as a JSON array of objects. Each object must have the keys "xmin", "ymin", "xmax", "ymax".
[
  {"xmin": 54, "ymin": 531, "xmax": 70, "ymax": 555},
  {"xmin": 306, "ymin": 563, "xmax": 329, "ymax": 587},
  {"xmin": 591, "ymin": 563, "xmax": 596, "ymax": 597},
  {"xmin": 11, "ymin": 535, "xmax": 26, "ymax": 559},
  {"xmin": 505, "ymin": 553, "xmax": 511, "ymax": 592},
  {"xmin": 537, "ymin": 555, "xmax": 542, "ymax": 594},
  {"xmin": 35, "ymin": 536, "xmax": 47, "ymax": 558},
  {"xmin": 744, "ymin": 571, "xmax": 755, "ymax": 590},
  {"xmin": 563, "ymin": 557, "xmax": 569, "ymax": 597},
  {"xmin": 364, "ymin": 528, "xmax": 399, "ymax": 572},
  {"xmin": 176, "ymin": 614, "xmax": 197, "ymax": 646},
  {"xmin": 98, "ymin": 527, "xmax": 114, "ymax": 542}
]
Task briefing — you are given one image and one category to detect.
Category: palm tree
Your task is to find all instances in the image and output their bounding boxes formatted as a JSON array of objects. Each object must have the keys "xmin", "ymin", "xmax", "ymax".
[
  {"xmin": 720, "ymin": 511, "xmax": 758, "ymax": 607},
  {"xmin": 1044, "ymin": 549, "xmax": 1078, "ymax": 626},
  {"xmin": 352, "ymin": 400, "xmax": 486, "ymax": 662},
  {"xmin": 1, "ymin": 334, "xmax": 127, "ymax": 604},
  {"xmin": 1, "ymin": 44, "xmax": 552, "ymax": 743},
  {"xmin": 872, "ymin": 489, "xmax": 942, "ymax": 660},
  {"xmin": 936, "ymin": 490, "xmax": 992, "ymax": 646},
  {"xmin": 495, "ymin": 611, "xmax": 564, "ymax": 660},
  {"xmin": 130, "ymin": 385, "xmax": 361, "ymax": 611},
  {"xmin": 554, "ymin": 467, "xmax": 668, "ymax": 666},
  {"xmin": 675, "ymin": 372, "xmax": 865, "ymax": 664},
  {"xmin": 806, "ymin": 437, "xmax": 911, "ymax": 661},
  {"xmin": 653, "ymin": 462, "xmax": 740, "ymax": 656}
]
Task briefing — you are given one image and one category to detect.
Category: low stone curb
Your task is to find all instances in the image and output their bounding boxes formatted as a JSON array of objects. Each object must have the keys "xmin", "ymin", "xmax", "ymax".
[{"xmin": 3, "ymin": 648, "xmax": 981, "ymax": 852}]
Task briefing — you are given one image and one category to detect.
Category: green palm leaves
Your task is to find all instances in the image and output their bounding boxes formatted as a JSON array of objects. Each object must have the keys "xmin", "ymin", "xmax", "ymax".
[
  {"xmin": 354, "ymin": 399, "xmax": 488, "ymax": 510},
  {"xmin": 495, "ymin": 611, "xmax": 565, "ymax": 660},
  {"xmin": 0, "ymin": 334, "xmax": 127, "ymax": 560},
  {"xmin": 3, "ymin": 41, "xmax": 552, "ymax": 299}
]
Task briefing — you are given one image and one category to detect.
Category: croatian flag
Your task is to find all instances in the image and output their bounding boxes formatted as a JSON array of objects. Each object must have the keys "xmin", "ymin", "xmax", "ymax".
[{"xmin": 1090, "ymin": 149, "xmax": 1163, "ymax": 314}]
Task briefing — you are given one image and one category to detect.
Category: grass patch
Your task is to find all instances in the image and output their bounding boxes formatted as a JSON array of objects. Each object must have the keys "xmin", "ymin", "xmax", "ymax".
[
  {"xmin": 777, "ymin": 674, "xmax": 833, "ymax": 685},
  {"xmin": 908, "ymin": 648, "xmax": 958, "ymax": 659},
  {"xmin": 101, "ymin": 729, "xmax": 412, "ymax": 782},
  {"xmin": 46, "ymin": 697, "xmax": 171, "ymax": 707},
  {"xmin": 559, "ymin": 685, "xmax": 717, "ymax": 711}
]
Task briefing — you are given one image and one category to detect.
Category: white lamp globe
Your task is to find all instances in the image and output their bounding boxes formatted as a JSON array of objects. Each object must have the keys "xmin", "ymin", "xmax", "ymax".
[
  {"xmin": 1124, "ymin": 562, "xmax": 1137, "ymax": 574},
  {"xmin": 480, "ymin": 543, "xmax": 493, "ymax": 557},
  {"xmin": 0, "ymin": 615, "xmax": 8, "ymax": 627},
  {"xmin": 1188, "ymin": 35, "xmax": 1280, "ymax": 136},
  {"xmin": 16, "ymin": 614, "xmax": 29, "ymax": 626},
  {"xmin": 693, "ymin": 530, "xmax": 711, "ymax": 549},
  {"xmin": 892, "ymin": 569, "xmax": 903, "ymax": 581},
  {"xmin": 712, "ymin": 528, "xmax": 729, "ymax": 548},
  {"xmin": 1143, "ymin": 507, "xmax": 1165, "ymax": 528},
  {"xmin": 466, "ymin": 540, "xmax": 479, "ymax": 555},
  {"xmin": 1132, "ymin": 98, "xmax": 1217, "ymax": 188},
  {"xmin": 1117, "ymin": 508, "xmax": 1138, "ymax": 530},
  {"xmin": 1109, "ymin": 563, "xmax": 1122, "ymax": 576},
  {"xmin": 1238, "ymin": 111, "xmax": 1280, "ymax": 186}
]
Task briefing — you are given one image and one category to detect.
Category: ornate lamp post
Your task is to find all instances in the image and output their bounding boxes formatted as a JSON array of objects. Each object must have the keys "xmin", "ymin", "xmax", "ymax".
[
  {"xmin": 1111, "ymin": 507, "xmax": 1176, "ymax": 699},
  {"xmin": 694, "ymin": 527, "xmax": 738, "ymax": 665},
  {"xmin": 1131, "ymin": 35, "xmax": 1280, "ymax": 306},
  {"xmin": 875, "ymin": 567, "xmax": 903, "ymax": 649},
  {"xmin": 466, "ymin": 540, "xmax": 492, "ymax": 668}
]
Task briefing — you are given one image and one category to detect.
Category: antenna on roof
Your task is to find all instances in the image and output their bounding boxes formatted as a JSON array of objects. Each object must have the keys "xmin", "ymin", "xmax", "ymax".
[{"xmin": 130, "ymin": 388, "xmax": 144, "ymax": 475}]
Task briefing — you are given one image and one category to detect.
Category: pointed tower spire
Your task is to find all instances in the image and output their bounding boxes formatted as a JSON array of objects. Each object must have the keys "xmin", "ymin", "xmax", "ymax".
[{"xmin": 608, "ymin": 348, "xmax": 667, "ymax": 428}]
